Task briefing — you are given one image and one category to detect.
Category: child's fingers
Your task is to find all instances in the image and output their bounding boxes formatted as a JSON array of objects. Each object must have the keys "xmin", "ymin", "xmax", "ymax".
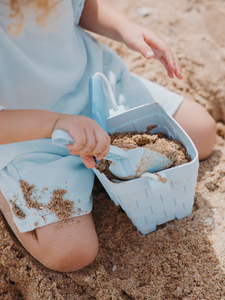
[
  {"xmin": 94, "ymin": 140, "xmax": 110, "ymax": 160},
  {"xmin": 159, "ymin": 57, "xmax": 174, "ymax": 78},
  {"xmin": 170, "ymin": 47, "xmax": 183, "ymax": 79},
  {"xmin": 128, "ymin": 34, "xmax": 154, "ymax": 59},
  {"xmin": 80, "ymin": 155, "xmax": 96, "ymax": 169},
  {"xmin": 153, "ymin": 39, "xmax": 176, "ymax": 72},
  {"xmin": 68, "ymin": 130, "xmax": 97, "ymax": 157},
  {"xmin": 96, "ymin": 142, "xmax": 110, "ymax": 161},
  {"xmin": 135, "ymin": 40, "xmax": 154, "ymax": 59},
  {"xmin": 78, "ymin": 129, "xmax": 97, "ymax": 155},
  {"xmin": 93, "ymin": 130, "xmax": 110, "ymax": 158},
  {"xmin": 144, "ymin": 33, "xmax": 176, "ymax": 72},
  {"xmin": 161, "ymin": 47, "xmax": 176, "ymax": 73},
  {"xmin": 66, "ymin": 128, "xmax": 87, "ymax": 151}
]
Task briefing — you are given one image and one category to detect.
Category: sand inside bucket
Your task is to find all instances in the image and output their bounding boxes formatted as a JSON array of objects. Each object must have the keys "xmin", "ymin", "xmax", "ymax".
[{"xmin": 96, "ymin": 125, "xmax": 191, "ymax": 180}]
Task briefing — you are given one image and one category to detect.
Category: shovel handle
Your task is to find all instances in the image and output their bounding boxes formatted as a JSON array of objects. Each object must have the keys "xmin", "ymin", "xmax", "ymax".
[
  {"xmin": 51, "ymin": 129, "xmax": 129, "ymax": 162},
  {"xmin": 51, "ymin": 129, "xmax": 74, "ymax": 148}
]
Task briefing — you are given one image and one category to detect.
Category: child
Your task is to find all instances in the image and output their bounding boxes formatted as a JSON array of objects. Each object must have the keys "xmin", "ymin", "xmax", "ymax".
[{"xmin": 0, "ymin": 0, "xmax": 216, "ymax": 272}]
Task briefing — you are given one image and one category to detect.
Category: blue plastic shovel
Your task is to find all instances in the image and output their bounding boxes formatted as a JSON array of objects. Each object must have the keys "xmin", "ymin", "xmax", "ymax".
[{"xmin": 51, "ymin": 75, "xmax": 173, "ymax": 179}]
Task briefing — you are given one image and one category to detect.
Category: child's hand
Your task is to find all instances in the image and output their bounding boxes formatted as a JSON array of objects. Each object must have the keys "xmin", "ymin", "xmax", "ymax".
[
  {"xmin": 122, "ymin": 24, "xmax": 183, "ymax": 79},
  {"xmin": 53, "ymin": 115, "xmax": 110, "ymax": 169},
  {"xmin": 80, "ymin": 0, "xmax": 182, "ymax": 79}
]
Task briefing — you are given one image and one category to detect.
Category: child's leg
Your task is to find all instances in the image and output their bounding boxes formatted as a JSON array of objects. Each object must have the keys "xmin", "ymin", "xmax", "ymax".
[
  {"xmin": 173, "ymin": 98, "xmax": 216, "ymax": 160},
  {"xmin": 0, "ymin": 192, "xmax": 98, "ymax": 272}
]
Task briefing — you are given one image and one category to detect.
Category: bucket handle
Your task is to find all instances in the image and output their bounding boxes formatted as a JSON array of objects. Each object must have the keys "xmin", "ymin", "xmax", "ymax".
[{"xmin": 141, "ymin": 172, "xmax": 171, "ymax": 196}]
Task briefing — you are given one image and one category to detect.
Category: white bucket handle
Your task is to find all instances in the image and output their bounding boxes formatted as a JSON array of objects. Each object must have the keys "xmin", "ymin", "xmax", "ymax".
[{"xmin": 93, "ymin": 72, "xmax": 119, "ymax": 111}]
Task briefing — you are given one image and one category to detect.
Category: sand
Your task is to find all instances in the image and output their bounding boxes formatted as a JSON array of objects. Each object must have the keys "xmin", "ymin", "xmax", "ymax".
[
  {"xmin": 1, "ymin": 0, "xmax": 225, "ymax": 299},
  {"xmin": 96, "ymin": 129, "xmax": 191, "ymax": 181}
]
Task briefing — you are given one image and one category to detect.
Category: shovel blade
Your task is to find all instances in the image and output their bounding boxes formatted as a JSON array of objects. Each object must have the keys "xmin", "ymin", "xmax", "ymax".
[{"xmin": 109, "ymin": 148, "xmax": 172, "ymax": 179}]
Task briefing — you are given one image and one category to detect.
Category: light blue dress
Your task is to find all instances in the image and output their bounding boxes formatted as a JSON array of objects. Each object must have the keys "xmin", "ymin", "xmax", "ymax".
[{"xmin": 0, "ymin": 0, "xmax": 183, "ymax": 232}]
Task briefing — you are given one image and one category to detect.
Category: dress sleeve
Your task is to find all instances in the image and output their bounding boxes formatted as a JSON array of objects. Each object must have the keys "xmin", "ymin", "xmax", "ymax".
[{"xmin": 73, "ymin": 0, "xmax": 86, "ymax": 25}]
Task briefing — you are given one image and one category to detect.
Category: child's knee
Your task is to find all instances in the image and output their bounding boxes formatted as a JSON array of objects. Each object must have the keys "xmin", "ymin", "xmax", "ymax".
[
  {"xmin": 173, "ymin": 99, "xmax": 216, "ymax": 160},
  {"xmin": 198, "ymin": 113, "xmax": 216, "ymax": 160},
  {"xmin": 22, "ymin": 215, "xmax": 99, "ymax": 272},
  {"xmin": 38, "ymin": 232, "xmax": 99, "ymax": 272}
]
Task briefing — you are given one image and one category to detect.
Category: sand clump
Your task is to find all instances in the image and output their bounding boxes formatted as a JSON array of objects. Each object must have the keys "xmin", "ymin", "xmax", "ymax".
[
  {"xmin": 19, "ymin": 180, "xmax": 45, "ymax": 211},
  {"xmin": 46, "ymin": 189, "xmax": 75, "ymax": 220},
  {"xmin": 9, "ymin": 180, "xmax": 75, "ymax": 223},
  {"xmin": 96, "ymin": 126, "xmax": 191, "ymax": 180},
  {"xmin": 9, "ymin": 200, "xmax": 26, "ymax": 220}
]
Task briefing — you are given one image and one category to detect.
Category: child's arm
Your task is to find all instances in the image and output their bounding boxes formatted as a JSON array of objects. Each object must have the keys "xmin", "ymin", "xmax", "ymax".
[
  {"xmin": 0, "ymin": 109, "xmax": 59, "ymax": 144},
  {"xmin": 79, "ymin": 0, "xmax": 182, "ymax": 79},
  {"xmin": 0, "ymin": 109, "xmax": 110, "ymax": 168}
]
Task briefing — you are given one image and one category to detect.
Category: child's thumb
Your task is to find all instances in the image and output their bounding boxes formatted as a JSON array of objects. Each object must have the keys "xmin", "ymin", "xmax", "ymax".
[{"xmin": 137, "ymin": 43, "xmax": 154, "ymax": 59}]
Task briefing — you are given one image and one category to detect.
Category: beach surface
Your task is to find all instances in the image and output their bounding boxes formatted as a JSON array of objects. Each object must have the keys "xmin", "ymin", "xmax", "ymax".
[{"xmin": 1, "ymin": 0, "xmax": 225, "ymax": 299}]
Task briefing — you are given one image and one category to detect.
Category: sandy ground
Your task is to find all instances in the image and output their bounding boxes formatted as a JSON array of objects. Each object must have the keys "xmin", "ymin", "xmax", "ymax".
[{"xmin": 1, "ymin": 0, "xmax": 225, "ymax": 299}]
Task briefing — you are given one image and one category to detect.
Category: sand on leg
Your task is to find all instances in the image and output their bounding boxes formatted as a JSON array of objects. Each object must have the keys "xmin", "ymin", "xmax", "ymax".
[
  {"xmin": 0, "ymin": 191, "xmax": 98, "ymax": 272},
  {"xmin": 173, "ymin": 98, "xmax": 216, "ymax": 160}
]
